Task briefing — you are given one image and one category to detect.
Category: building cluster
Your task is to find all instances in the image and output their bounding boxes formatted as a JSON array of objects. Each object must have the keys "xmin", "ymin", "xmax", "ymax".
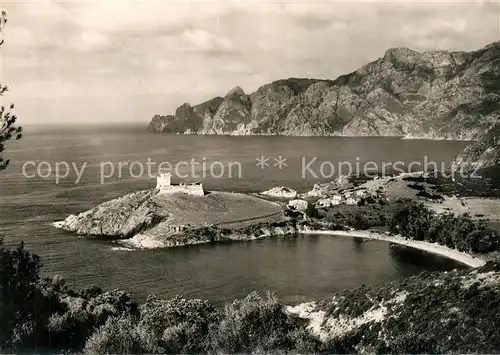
[
  {"xmin": 164, "ymin": 224, "xmax": 189, "ymax": 233},
  {"xmin": 315, "ymin": 189, "xmax": 368, "ymax": 208}
]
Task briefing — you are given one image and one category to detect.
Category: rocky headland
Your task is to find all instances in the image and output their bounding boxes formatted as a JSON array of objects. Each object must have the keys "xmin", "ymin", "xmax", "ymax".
[
  {"xmin": 53, "ymin": 190, "xmax": 169, "ymax": 238},
  {"xmin": 53, "ymin": 189, "xmax": 285, "ymax": 247}
]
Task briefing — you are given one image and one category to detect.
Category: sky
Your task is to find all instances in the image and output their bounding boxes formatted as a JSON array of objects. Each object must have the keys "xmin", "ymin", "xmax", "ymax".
[{"xmin": 1, "ymin": 0, "xmax": 499, "ymax": 124}]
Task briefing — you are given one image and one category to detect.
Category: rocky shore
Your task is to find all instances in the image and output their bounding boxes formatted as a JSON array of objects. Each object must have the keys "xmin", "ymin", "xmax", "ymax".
[
  {"xmin": 53, "ymin": 190, "xmax": 169, "ymax": 238},
  {"xmin": 119, "ymin": 221, "xmax": 302, "ymax": 249}
]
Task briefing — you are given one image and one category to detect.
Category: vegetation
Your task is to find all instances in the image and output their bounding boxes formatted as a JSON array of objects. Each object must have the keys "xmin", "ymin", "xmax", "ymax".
[
  {"xmin": 403, "ymin": 172, "xmax": 500, "ymax": 198},
  {"xmin": 304, "ymin": 203, "xmax": 320, "ymax": 218},
  {"xmin": 318, "ymin": 263, "xmax": 500, "ymax": 353},
  {"xmin": 390, "ymin": 201, "xmax": 500, "ymax": 253},
  {"xmin": 0, "ymin": 11, "xmax": 22, "ymax": 170},
  {"xmin": 320, "ymin": 203, "xmax": 397, "ymax": 231}
]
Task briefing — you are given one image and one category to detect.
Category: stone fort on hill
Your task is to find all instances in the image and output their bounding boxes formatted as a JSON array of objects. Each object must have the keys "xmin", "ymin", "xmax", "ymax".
[{"xmin": 156, "ymin": 172, "xmax": 205, "ymax": 197}]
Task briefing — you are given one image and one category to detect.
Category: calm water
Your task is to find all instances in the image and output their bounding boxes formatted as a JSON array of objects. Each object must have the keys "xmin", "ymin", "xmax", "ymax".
[{"xmin": 0, "ymin": 124, "xmax": 469, "ymax": 304}]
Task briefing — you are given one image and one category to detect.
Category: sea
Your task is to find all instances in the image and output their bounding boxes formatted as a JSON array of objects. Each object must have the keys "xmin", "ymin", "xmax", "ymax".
[{"xmin": 0, "ymin": 123, "xmax": 470, "ymax": 305}]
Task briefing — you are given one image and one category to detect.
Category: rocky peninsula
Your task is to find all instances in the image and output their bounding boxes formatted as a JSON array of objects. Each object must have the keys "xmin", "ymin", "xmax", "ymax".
[{"xmin": 53, "ymin": 188, "xmax": 285, "ymax": 247}]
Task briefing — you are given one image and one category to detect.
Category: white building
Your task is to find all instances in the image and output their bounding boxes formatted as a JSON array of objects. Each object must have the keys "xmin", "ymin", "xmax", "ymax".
[
  {"xmin": 355, "ymin": 190, "xmax": 366, "ymax": 198},
  {"xmin": 316, "ymin": 198, "xmax": 341, "ymax": 208},
  {"xmin": 156, "ymin": 172, "xmax": 204, "ymax": 196},
  {"xmin": 344, "ymin": 197, "xmax": 358, "ymax": 205},
  {"xmin": 288, "ymin": 199, "xmax": 309, "ymax": 211}
]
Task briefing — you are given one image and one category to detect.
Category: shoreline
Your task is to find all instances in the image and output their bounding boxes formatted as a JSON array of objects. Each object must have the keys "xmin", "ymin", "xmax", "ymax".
[
  {"xmin": 301, "ymin": 230, "xmax": 486, "ymax": 268},
  {"xmin": 109, "ymin": 224, "xmax": 486, "ymax": 268},
  {"xmin": 149, "ymin": 131, "xmax": 473, "ymax": 142}
]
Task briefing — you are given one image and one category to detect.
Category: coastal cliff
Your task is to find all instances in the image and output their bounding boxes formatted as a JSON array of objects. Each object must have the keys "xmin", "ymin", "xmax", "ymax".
[
  {"xmin": 53, "ymin": 190, "xmax": 169, "ymax": 238},
  {"xmin": 148, "ymin": 41, "xmax": 500, "ymax": 141}
]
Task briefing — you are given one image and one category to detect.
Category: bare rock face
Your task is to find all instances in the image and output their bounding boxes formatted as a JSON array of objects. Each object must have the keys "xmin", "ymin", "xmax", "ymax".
[
  {"xmin": 53, "ymin": 190, "xmax": 169, "ymax": 238},
  {"xmin": 147, "ymin": 42, "xmax": 500, "ymax": 170},
  {"xmin": 148, "ymin": 41, "xmax": 500, "ymax": 143},
  {"xmin": 260, "ymin": 186, "xmax": 298, "ymax": 199},
  {"xmin": 453, "ymin": 123, "xmax": 500, "ymax": 171},
  {"xmin": 200, "ymin": 86, "xmax": 253, "ymax": 134}
]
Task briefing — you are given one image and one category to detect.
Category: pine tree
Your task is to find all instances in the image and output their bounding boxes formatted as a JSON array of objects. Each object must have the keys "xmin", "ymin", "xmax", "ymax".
[{"xmin": 0, "ymin": 11, "xmax": 22, "ymax": 171}]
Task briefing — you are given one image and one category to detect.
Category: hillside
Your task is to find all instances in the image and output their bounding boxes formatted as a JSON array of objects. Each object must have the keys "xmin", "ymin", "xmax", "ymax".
[
  {"xmin": 288, "ymin": 263, "xmax": 500, "ymax": 353},
  {"xmin": 148, "ymin": 41, "xmax": 500, "ymax": 140}
]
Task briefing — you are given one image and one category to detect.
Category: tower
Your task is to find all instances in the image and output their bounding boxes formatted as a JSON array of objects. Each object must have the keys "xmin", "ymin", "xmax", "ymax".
[{"xmin": 156, "ymin": 172, "xmax": 171, "ymax": 190}]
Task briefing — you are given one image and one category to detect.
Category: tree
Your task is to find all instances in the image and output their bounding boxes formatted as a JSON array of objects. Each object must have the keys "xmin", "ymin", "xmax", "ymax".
[
  {"xmin": 390, "ymin": 202, "xmax": 433, "ymax": 241},
  {"xmin": 0, "ymin": 10, "xmax": 22, "ymax": 170},
  {"xmin": 348, "ymin": 211, "xmax": 370, "ymax": 230},
  {"xmin": 305, "ymin": 204, "xmax": 319, "ymax": 219},
  {"xmin": 0, "ymin": 239, "xmax": 43, "ymax": 349}
]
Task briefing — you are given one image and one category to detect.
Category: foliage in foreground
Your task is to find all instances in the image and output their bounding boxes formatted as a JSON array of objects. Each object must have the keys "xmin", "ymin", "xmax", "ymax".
[
  {"xmin": 0, "ymin": 10, "xmax": 22, "ymax": 170},
  {"xmin": 83, "ymin": 291, "xmax": 320, "ymax": 354}
]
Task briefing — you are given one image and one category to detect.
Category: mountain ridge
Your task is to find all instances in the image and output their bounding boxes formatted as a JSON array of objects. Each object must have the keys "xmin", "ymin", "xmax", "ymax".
[{"xmin": 148, "ymin": 41, "xmax": 500, "ymax": 167}]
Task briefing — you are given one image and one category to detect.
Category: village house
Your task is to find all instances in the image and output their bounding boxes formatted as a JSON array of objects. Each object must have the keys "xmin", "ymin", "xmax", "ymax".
[
  {"xmin": 316, "ymin": 198, "xmax": 341, "ymax": 208},
  {"xmin": 355, "ymin": 189, "xmax": 366, "ymax": 198},
  {"xmin": 345, "ymin": 197, "xmax": 358, "ymax": 205},
  {"xmin": 166, "ymin": 225, "xmax": 188, "ymax": 233},
  {"xmin": 343, "ymin": 191, "xmax": 353, "ymax": 199}
]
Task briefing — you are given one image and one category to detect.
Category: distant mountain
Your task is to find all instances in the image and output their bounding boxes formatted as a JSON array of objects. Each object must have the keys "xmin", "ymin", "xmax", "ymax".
[{"xmin": 148, "ymin": 41, "xmax": 500, "ymax": 164}]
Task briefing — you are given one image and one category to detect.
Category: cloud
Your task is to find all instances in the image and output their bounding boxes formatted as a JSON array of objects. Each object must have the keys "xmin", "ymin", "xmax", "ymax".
[
  {"xmin": 68, "ymin": 31, "xmax": 110, "ymax": 52},
  {"xmin": 1, "ymin": 0, "xmax": 498, "ymax": 124},
  {"xmin": 181, "ymin": 28, "xmax": 235, "ymax": 54}
]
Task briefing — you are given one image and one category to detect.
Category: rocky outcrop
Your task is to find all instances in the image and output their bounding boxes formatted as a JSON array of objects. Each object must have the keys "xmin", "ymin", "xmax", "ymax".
[
  {"xmin": 148, "ymin": 42, "xmax": 500, "ymax": 141},
  {"xmin": 119, "ymin": 220, "xmax": 344, "ymax": 249},
  {"xmin": 453, "ymin": 123, "xmax": 500, "ymax": 171},
  {"xmin": 53, "ymin": 190, "xmax": 169, "ymax": 238},
  {"xmin": 303, "ymin": 174, "xmax": 353, "ymax": 198},
  {"xmin": 261, "ymin": 186, "xmax": 298, "ymax": 199}
]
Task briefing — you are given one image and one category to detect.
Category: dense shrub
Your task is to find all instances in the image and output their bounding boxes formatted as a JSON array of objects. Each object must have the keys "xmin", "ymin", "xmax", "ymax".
[
  {"xmin": 305, "ymin": 204, "xmax": 320, "ymax": 218},
  {"xmin": 347, "ymin": 211, "xmax": 370, "ymax": 230},
  {"xmin": 47, "ymin": 289, "xmax": 138, "ymax": 350},
  {"xmin": 84, "ymin": 315, "xmax": 141, "ymax": 355},
  {"xmin": 208, "ymin": 291, "xmax": 319, "ymax": 354},
  {"xmin": 137, "ymin": 294, "xmax": 218, "ymax": 353},
  {"xmin": 323, "ymin": 204, "xmax": 396, "ymax": 230},
  {"xmin": 390, "ymin": 202, "xmax": 434, "ymax": 241}
]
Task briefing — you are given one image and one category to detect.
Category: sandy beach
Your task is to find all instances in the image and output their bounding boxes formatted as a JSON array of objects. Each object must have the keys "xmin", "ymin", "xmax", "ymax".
[{"xmin": 302, "ymin": 230, "xmax": 486, "ymax": 268}]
